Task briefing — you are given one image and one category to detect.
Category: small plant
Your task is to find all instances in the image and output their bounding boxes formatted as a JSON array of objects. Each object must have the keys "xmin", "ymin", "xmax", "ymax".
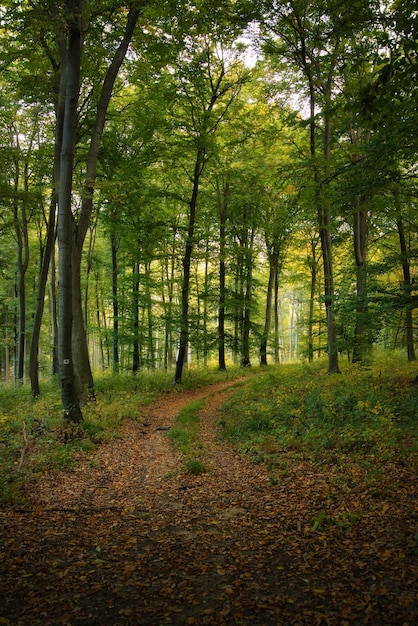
[
  {"xmin": 310, "ymin": 510, "xmax": 334, "ymax": 531},
  {"xmin": 167, "ymin": 399, "xmax": 206, "ymax": 472},
  {"xmin": 184, "ymin": 459, "xmax": 206, "ymax": 475}
]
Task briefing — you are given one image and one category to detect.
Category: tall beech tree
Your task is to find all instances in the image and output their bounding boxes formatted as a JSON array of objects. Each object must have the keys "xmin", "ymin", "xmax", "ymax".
[
  {"xmin": 47, "ymin": 1, "xmax": 139, "ymax": 419},
  {"xmin": 171, "ymin": 40, "xmax": 250, "ymax": 383},
  {"xmin": 262, "ymin": 0, "xmax": 380, "ymax": 373}
]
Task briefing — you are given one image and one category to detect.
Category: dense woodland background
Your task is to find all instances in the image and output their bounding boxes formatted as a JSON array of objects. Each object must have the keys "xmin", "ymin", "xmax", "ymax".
[{"xmin": 0, "ymin": 0, "xmax": 417, "ymax": 419}]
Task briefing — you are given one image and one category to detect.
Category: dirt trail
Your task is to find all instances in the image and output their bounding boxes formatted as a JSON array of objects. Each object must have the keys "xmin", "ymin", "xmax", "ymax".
[{"xmin": 1, "ymin": 378, "xmax": 417, "ymax": 625}]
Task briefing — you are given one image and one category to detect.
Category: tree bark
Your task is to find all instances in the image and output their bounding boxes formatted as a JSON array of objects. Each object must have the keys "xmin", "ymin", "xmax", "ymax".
[
  {"xmin": 394, "ymin": 191, "xmax": 416, "ymax": 362},
  {"xmin": 132, "ymin": 262, "xmax": 140, "ymax": 374},
  {"xmin": 57, "ymin": 0, "xmax": 83, "ymax": 422},
  {"xmin": 71, "ymin": 7, "xmax": 140, "ymax": 396},
  {"xmin": 260, "ymin": 248, "xmax": 277, "ymax": 366},
  {"xmin": 241, "ymin": 229, "xmax": 254, "ymax": 367},
  {"xmin": 307, "ymin": 236, "xmax": 319, "ymax": 362},
  {"xmin": 217, "ymin": 180, "xmax": 229, "ymax": 371},
  {"xmin": 174, "ymin": 147, "xmax": 205, "ymax": 384},
  {"xmin": 352, "ymin": 195, "xmax": 369, "ymax": 363},
  {"xmin": 111, "ymin": 231, "xmax": 119, "ymax": 373},
  {"xmin": 30, "ymin": 28, "xmax": 66, "ymax": 396}
]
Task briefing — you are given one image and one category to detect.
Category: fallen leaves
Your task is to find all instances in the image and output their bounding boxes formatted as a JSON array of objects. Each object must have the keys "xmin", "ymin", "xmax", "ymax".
[{"xmin": 0, "ymin": 379, "xmax": 417, "ymax": 625}]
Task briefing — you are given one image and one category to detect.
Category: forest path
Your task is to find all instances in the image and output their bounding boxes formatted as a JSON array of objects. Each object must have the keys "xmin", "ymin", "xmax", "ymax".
[{"xmin": 1, "ymin": 377, "xmax": 417, "ymax": 625}]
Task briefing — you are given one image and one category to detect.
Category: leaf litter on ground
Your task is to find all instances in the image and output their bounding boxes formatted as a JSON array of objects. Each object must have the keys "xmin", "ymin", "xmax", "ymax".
[{"xmin": 0, "ymin": 370, "xmax": 417, "ymax": 625}]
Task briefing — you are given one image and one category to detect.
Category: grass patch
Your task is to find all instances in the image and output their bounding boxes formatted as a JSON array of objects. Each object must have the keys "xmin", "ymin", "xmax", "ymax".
[
  {"xmin": 168, "ymin": 399, "xmax": 206, "ymax": 473},
  {"xmin": 219, "ymin": 352, "xmax": 418, "ymax": 465},
  {"xmin": 0, "ymin": 365, "xmax": 248, "ymax": 504}
]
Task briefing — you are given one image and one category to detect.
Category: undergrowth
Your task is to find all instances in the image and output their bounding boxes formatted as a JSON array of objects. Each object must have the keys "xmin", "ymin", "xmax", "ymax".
[
  {"xmin": 168, "ymin": 399, "xmax": 206, "ymax": 474},
  {"xmin": 220, "ymin": 353, "xmax": 418, "ymax": 467},
  {"xmin": 0, "ymin": 366, "xmax": 247, "ymax": 504}
]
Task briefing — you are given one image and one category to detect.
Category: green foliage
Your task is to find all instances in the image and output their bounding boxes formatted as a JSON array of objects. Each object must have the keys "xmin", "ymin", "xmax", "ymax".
[
  {"xmin": 184, "ymin": 459, "xmax": 206, "ymax": 475},
  {"xmin": 0, "ymin": 365, "xmax": 250, "ymax": 503},
  {"xmin": 167, "ymin": 398, "xmax": 209, "ymax": 474},
  {"xmin": 220, "ymin": 353, "xmax": 418, "ymax": 462},
  {"xmin": 168, "ymin": 399, "xmax": 204, "ymax": 456}
]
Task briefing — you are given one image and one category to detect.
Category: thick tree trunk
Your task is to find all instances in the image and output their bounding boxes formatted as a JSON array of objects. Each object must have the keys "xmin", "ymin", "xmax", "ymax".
[
  {"xmin": 50, "ymin": 250, "xmax": 59, "ymax": 376},
  {"xmin": 70, "ymin": 7, "xmax": 140, "ymax": 396},
  {"xmin": 71, "ymin": 246, "xmax": 94, "ymax": 401},
  {"xmin": 57, "ymin": 0, "xmax": 83, "ymax": 422}
]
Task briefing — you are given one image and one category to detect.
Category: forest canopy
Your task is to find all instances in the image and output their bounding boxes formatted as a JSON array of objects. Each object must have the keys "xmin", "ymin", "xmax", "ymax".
[{"xmin": 0, "ymin": 0, "xmax": 416, "ymax": 420}]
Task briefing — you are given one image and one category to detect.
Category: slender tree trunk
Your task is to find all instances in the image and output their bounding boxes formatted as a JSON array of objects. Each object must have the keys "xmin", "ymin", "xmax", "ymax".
[
  {"xmin": 11, "ymin": 140, "xmax": 29, "ymax": 383},
  {"xmin": 132, "ymin": 262, "xmax": 140, "ymax": 374},
  {"xmin": 273, "ymin": 266, "xmax": 280, "ymax": 363},
  {"xmin": 202, "ymin": 244, "xmax": 210, "ymax": 366},
  {"xmin": 83, "ymin": 223, "xmax": 96, "ymax": 329},
  {"xmin": 312, "ymin": 88, "xmax": 339, "ymax": 373},
  {"xmin": 351, "ymin": 195, "xmax": 369, "ymax": 363},
  {"xmin": 13, "ymin": 198, "xmax": 29, "ymax": 383},
  {"xmin": 94, "ymin": 271, "xmax": 105, "ymax": 371},
  {"xmin": 57, "ymin": 0, "xmax": 83, "ymax": 422},
  {"xmin": 174, "ymin": 147, "xmax": 205, "ymax": 384},
  {"xmin": 241, "ymin": 229, "xmax": 254, "ymax": 367},
  {"xmin": 307, "ymin": 236, "xmax": 319, "ymax": 362},
  {"xmin": 111, "ymin": 231, "xmax": 119, "ymax": 373},
  {"xmin": 145, "ymin": 261, "xmax": 154, "ymax": 368},
  {"xmin": 394, "ymin": 191, "xmax": 416, "ymax": 362},
  {"xmin": 30, "ymin": 34, "xmax": 66, "ymax": 396},
  {"xmin": 217, "ymin": 180, "xmax": 228, "ymax": 370},
  {"xmin": 260, "ymin": 248, "xmax": 277, "ymax": 366}
]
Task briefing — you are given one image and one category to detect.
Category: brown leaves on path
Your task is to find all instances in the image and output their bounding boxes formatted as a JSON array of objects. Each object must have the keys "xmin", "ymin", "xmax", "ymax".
[{"xmin": 1, "ymin": 378, "xmax": 417, "ymax": 625}]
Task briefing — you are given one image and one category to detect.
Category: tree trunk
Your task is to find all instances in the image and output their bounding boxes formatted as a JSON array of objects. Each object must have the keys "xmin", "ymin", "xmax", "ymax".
[
  {"xmin": 351, "ymin": 195, "xmax": 369, "ymax": 363},
  {"xmin": 11, "ymin": 139, "xmax": 30, "ymax": 383},
  {"xmin": 50, "ymin": 249, "xmax": 59, "ymax": 376},
  {"xmin": 94, "ymin": 271, "xmax": 105, "ymax": 371},
  {"xmin": 145, "ymin": 261, "xmax": 155, "ymax": 368},
  {"xmin": 30, "ymin": 32, "xmax": 66, "ymax": 396},
  {"xmin": 307, "ymin": 236, "xmax": 319, "ymax": 362},
  {"xmin": 174, "ymin": 147, "xmax": 205, "ymax": 384},
  {"xmin": 132, "ymin": 262, "xmax": 140, "ymax": 374},
  {"xmin": 260, "ymin": 248, "xmax": 277, "ymax": 366},
  {"xmin": 313, "ymin": 90, "xmax": 340, "ymax": 373},
  {"xmin": 71, "ymin": 245, "xmax": 94, "ymax": 401},
  {"xmin": 70, "ymin": 7, "xmax": 140, "ymax": 397},
  {"xmin": 217, "ymin": 181, "xmax": 229, "ymax": 371},
  {"xmin": 202, "ymin": 244, "xmax": 210, "ymax": 366},
  {"xmin": 57, "ymin": 0, "xmax": 83, "ymax": 422},
  {"xmin": 111, "ymin": 231, "xmax": 119, "ymax": 373},
  {"xmin": 241, "ymin": 229, "xmax": 254, "ymax": 367},
  {"xmin": 395, "ymin": 191, "xmax": 416, "ymax": 362}
]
